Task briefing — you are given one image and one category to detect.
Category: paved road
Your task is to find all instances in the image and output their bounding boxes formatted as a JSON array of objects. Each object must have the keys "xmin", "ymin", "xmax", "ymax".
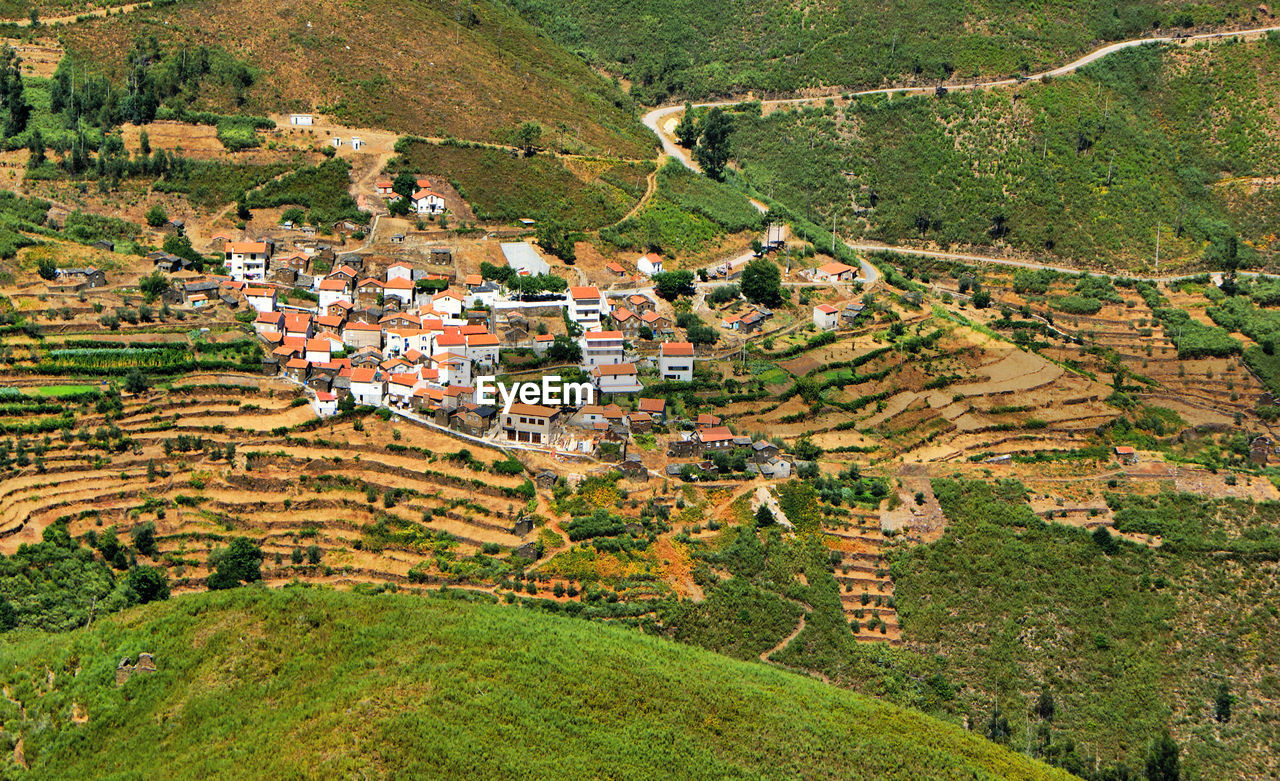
[{"xmin": 643, "ymin": 24, "xmax": 1280, "ymax": 285}]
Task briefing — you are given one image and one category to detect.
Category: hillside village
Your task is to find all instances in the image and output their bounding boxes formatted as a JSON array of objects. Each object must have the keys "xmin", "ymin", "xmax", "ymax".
[
  {"xmin": 6, "ymin": 8, "xmax": 1280, "ymax": 777},
  {"xmin": 154, "ymin": 195, "xmax": 866, "ymax": 481}
]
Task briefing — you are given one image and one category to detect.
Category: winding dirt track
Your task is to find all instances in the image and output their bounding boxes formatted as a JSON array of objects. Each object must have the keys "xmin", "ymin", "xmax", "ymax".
[{"xmin": 643, "ymin": 24, "xmax": 1280, "ymax": 282}]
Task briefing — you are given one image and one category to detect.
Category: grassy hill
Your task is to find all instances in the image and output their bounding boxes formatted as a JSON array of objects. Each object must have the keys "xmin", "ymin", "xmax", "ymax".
[
  {"xmin": 729, "ymin": 37, "xmax": 1280, "ymax": 271},
  {"xmin": 52, "ymin": 0, "xmax": 655, "ymax": 158},
  {"xmin": 507, "ymin": 0, "xmax": 1261, "ymax": 103},
  {"xmin": 0, "ymin": 587, "xmax": 1071, "ymax": 779}
]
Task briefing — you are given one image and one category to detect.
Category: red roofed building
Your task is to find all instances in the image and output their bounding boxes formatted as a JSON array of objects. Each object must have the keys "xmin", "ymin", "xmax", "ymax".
[
  {"xmin": 591, "ymin": 362, "xmax": 643, "ymax": 394},
  {"xmin": 659, "ymin": 341, "xmax": 695, "ymax": 382},
  {"xmin": 254, "ymin": 311, "xmax": 284, "ymax": 335},
  {"xmin": 814, "ymin": 261, "xmax": 855, "ymax": 282},
  {"xmin": 569, "ymin": 285, "xmax": 608, "ymax": 327},
  {"xmin": 813, "ymin": 303, "xmax": 840, "ymax": 331},
  {"xmin": 697, "ymin": 425, "xmax": 737, "ymax": 453},
  {"xmin": 580, "ymin": 329, "xmax": 624, "ymax": 369},
  {"xmin": 349, "ymin": 367, "xmax": 385, "ymax": 406},
  {"xmin": 411, "ymin": 189, "xmax": 445, "ymax": 215},
  {"xmin": 502, "ymin": 403, "xmax": 561, "ymax": 444},
  {"xmin": 225, "ymin": 241, "xmax": 270, "ymax": 282}
]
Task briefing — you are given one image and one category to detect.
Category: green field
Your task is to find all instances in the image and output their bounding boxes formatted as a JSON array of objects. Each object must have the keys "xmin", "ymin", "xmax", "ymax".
[
  {"xmin": 507, "ymin": 0, "xmax": 1256, "ymax": 102},
  {"xmin": 0, "ymin": 587, "xmax": 1069, "ymax": 779},
  {"xmin": 730, "ymin": 38, "xmax": 1280, "ymax": 270},
  {"xmin": 23, "ymin": 384, "xmax": 99, "ymax": 396}
]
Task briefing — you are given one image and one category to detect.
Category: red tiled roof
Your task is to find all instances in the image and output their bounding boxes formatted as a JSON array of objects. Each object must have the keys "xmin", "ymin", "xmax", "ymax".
[
  {"xmin": 592, "ymin": 363, "xmax": 637, "ymax": 376},
  {"xmin": 638, "ymin": 398, "xmax": 665, "ymax": 413},
  {"xmin": 698, "ymin": 426, "xmax": 735, "ymax": 443},
  {"xmin": 661, "ymin": 341, "xmax": 694, "ymax": 357},
  {"xmin": 507, "ymin": 403, "xmax": 557, "ymax": 417}
]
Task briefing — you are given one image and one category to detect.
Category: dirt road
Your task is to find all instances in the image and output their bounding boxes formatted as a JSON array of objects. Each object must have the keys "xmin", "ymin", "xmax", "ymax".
[{"xmin": 643, "ymin": 24, "xmax": 1280, "ymax": 285}]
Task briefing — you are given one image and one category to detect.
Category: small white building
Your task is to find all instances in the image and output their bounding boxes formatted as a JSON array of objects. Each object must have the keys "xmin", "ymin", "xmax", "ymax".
[
  {"xmin": 429, "ymin": 290, "xmax": 465, "ymax": 317},
  {"xmin": 289, "ymin": 114, "xmax": 314, "ymax": 126},
  {"xmin": 383, "ymin": 277, "xmax": 417, "ymax": 307},
  {"xmin": 411, "ymin": 189, "xmax": 446, "ymax": 215},
  {"xmin": 311, "ymin": 391, "xmax": 338, "ymax": 417},
  {"xmin": 637, "ymin": 252, "xmax": 664, "ymax": 276},
  {"xmin": 658, "ymin": 341, "xmax": 695, "ymax": 382},
  {"xmin": 465, "ymin": 333, "xmax": 500, "ymax": 370},
  {"xmin": 349, "ymin": 367, "xmax": 385, "ymax": 406},
  {"xmin": 813, "ymin": 304, "xmax": 840, "ymax": 331},
  {"xmin": 317, "ymin": 278, "xmax": 351, "ymax": 310},
  {"xmin": 305, "ymin": 338, "xmax": 332, "ymax": 365},
  {"xmin": 592, "ymin": 363, "xmax": 643, "ymax": 395},
  {"xmin": 243, "ymin": 286, "xmax": 277, "ymax": 314},
  {"xmin": 813, "ymin": 261, "xmax": 856, "ymax": 283},
  {"xmin": 387, "ymin": 263, "xmax": 414, "ymax": 281}
]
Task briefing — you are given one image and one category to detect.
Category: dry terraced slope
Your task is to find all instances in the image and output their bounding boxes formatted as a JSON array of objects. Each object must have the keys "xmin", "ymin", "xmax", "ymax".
[{"xmin": 55, "ymin": 0, "xmax": 656, "ymax": 158}]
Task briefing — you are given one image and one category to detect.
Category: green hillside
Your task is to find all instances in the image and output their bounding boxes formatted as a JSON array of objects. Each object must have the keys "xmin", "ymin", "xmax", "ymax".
[
  {"xmin": 890, "ymin": 479, "xmax": 1280, "ymax": 779},
  {"xmin": 508, "ymin": 0, "xmax": 1259, "ymax": 102},
  {"xmin": 729, "ymin": 37, "xmax": 1280, "ymax": 271},
  {"xmin": 0, "ymin": 587, "xmax": 1070, "ymax": 779},
  {"xmin": 51, "ymin": 0, "xmax": 655, "ymax": 158}
]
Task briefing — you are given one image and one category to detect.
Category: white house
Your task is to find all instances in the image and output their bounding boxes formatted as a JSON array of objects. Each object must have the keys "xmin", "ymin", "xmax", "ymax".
[
  {"xmin": 387, "ymin": 373, "xmax": 421, "ymax": 407},
  {"xmin": 466, "ymin": 333, "xmax": 500, "ymax": 370},
  {"xmin": 387, "ymin": 263, "xmax": 414, "ymax": 281},
  {"xmin": 289, "ymin": 114, "xmax": 314, "ymax": 126},
  {"xmin": 813, "ymin": 304, "xmax": 840, "ymax": 331},
  {"xmin": 311, "ymin": 391, "xmax": 338, "ymax": 417},
  {"xmin": 317, "ymin": 278, "xmax": 351, "ymax": 310},
  {"xmin": 411, "ymin": 189, "xmax": 446, "ymax": 215},
  {"xmin": 464, "ymin": 280, "xmax": 501, "ymax": 309},
  {"xmin": 569, "ymin": 286, "xmax": 609, "ymax": 328},
  {"xmin": 375, "ymin": 180, "xmax": 395, "ymax": 197},
  {"xmin": 433, "ymin": 352, "xmax": 472, "ymax": 387},
  {"xmin": 383, "ymin": 277, "xmax": 417, "ymax": 307},
  {"xmin": 225, "ymin": 241, "xmax": 270, "ymax": 282},
  {"xmin": 244, "ymin": 286, "xmax": 277, "ymax": 314},
  {"xmin": 658, "ymin": 341, "xmax": 695, "ymax": 383},
  {"xmin": 305, "ymin": 338, "xmax": 332, "ymax": 365},
  {"xmin": 581, "ymin": 330, "xmax": 625, "ymax": 369},
  {"xmin": 813, "ymin": 261, "xmax": 856, "ymax": 283},
  {"xmin": 254, "ymin": 311, "xmax": 283, "ymax": 335},
  {"xmin": 637, "ymin": 252, "xmax": 664, "ymax": 276},
  {"xmin": 349, "ymin": 367, "xmax": 385, "ymax": 406},
  {"xmin": 592, "ymin": 363, "xmax": 643, "ymax": 395},
  {"xmin": 429, "ymin": 290, "xmax": 465, "ymax": 317}
]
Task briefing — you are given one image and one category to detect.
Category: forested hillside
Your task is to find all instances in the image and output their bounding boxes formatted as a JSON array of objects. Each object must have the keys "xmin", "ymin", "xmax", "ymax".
[
  {"xmin": 508, "ymin": 0, "xmax": 1262, "ymax": 102},
  {"xmin": 728, "ymin": 38, "xmax": 1280, "ymax": 270},
  {"xmin": 891, "ymin": 479, "xmax": 1280, "ymax": 779}
]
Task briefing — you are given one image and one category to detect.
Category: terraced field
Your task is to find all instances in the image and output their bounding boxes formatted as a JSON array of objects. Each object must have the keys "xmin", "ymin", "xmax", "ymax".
[{"xmin": 0, "ymin": 379, "xmax": 537, "ymax": 591}]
